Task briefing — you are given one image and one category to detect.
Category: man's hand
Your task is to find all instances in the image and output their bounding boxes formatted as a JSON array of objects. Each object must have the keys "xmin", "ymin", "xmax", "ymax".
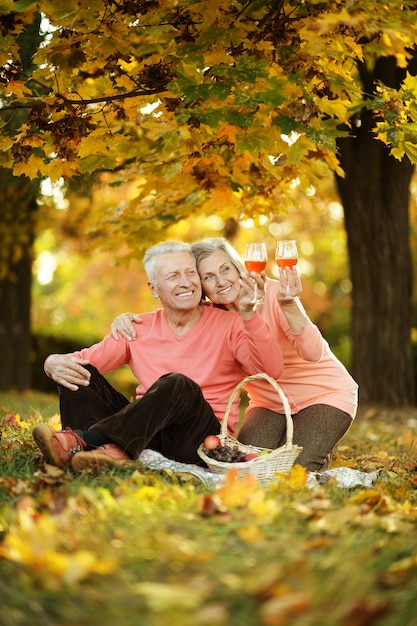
[
  {"xmin": 44, "ymin": 354, "xmax": 92, "ymax": 391},
  {"xmin": 110, "ymin": 312, "xmax": 142, "ymax": 341}
]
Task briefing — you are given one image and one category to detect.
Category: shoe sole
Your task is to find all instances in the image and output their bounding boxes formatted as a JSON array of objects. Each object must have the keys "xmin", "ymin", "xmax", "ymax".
[
  {"xmin": 71, "ymin": 452, "xmax": 130, "ymax": 474},
  {"xmin": 32, "ymin": 423, "xmax": 64, "ymax": 468}
]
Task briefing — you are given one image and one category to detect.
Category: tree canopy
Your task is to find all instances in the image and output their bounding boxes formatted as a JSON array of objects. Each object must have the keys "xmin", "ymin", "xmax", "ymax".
[{"xmin": 1, "ymin": 0, "xmax": 417, "ymax": 256}]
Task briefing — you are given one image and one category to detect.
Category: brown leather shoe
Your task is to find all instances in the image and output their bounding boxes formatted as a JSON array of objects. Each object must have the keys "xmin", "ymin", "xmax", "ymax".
[
  {"xmin": 33, "ymin": 423, "xmax": 86, "ymax": 468},
  {"xmin": 71, "ymin": 443, "xmax": 131, "ymax": 473}
]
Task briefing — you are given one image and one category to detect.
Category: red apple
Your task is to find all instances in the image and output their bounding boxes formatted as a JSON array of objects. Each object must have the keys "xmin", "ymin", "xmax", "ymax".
[
  {"xmin": 244, "ymin": 453, "xmax": 259, "ymax": 462},
  {"xmin": 203, "ymin": 435, "xmax": 221, "ymax": 450}
]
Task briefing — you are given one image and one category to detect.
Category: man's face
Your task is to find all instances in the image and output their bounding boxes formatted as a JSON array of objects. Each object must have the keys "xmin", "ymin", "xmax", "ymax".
[{"xmin": 148, "ymin": 252, "xmax": 202, "ymax": 313}]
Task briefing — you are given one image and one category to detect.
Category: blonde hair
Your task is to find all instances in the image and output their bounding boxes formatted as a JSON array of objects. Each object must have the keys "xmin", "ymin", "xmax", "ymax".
[{"xmin": 191, "ymin": 238, "xmax": 245, "ymax": 274}]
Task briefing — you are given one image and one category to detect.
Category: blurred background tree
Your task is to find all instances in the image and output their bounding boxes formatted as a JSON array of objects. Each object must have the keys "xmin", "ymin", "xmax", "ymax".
[{"xmin": 1, "ymin": 1, "xmax": 417, "ymax": 406}]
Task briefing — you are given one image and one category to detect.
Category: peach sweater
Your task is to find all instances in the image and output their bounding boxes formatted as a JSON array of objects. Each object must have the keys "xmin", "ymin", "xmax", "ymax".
[
  {"xmin": 74, "ymin": 306, "xmax": 283, "ymax": 433},
  {"xmin": 245, "ymin": 279, "xmax": 358, "ymax": 419}
]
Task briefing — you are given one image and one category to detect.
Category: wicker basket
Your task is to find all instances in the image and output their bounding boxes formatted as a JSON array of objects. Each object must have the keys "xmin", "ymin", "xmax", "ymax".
[{"xmin": 197, "ymin": 373, "xmax": 303, "ymax": 483}]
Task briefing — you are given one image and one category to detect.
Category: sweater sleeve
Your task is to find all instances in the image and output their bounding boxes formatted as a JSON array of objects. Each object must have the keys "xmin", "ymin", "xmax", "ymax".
[
  {"xmin": 73, "ymin": 334, "xmax": 130, "ymax": 372},
  {"xmin": 277, "ymin": 301, "xmax": 325, "ymax": 362},
  {"xmin": 264, "ymin": 279, "xmax": 325, "ymax": 362},
  {"xmin": 232, "ymin": 312, "xmax": 284, "ymax": 379}
]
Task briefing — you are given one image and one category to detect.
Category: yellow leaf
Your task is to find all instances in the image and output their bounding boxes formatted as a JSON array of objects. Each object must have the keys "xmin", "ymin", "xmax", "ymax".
[
  {"xmin": 15, "ymin": 413, "xmax": 29, "ymax": 429},
  {"xmin": 22, "ymin": 134, "xmax": 45, "ymax": 148},
  {"xmin": 236, "ymin": 523, "xmax": 264, "ymax": 544},
  {"xmin": 0, "ymin": 135, "xmax": 16, "ymax": 151},
  {"xmin": 350, "ymin": 489, "xmax": 381, "ymax": 502},
  {"xmin": 386, "ymin": 555, "xmax": 417, "ymax": 574},
  {"xmin": 309, "ymin": 8, "xmax": 362, "ymax": 33},
  {"xmin": 323, "ymin": 150, "xmax": 345, "ymax": 177},
  {"xmin": 13, "ymin": 155, "xmax": 46, "ymax": 179},
  {"xmin": 275, "ymin": 464, "xmax": 308, "ymax": 490},
  {"xmin": 203, "ymin": 49, "xmax": 232, "ymax": 67},
  {"xmin": 316, "ymin": 96, "xmax": 350, "ymax": 121},
  {"xmin": 77, "ymin": 132, "xmax": 111, "ymax": 158},
  {"xmin": 4, "ymin": 79, "xmax": 31, "ymax": 98},
  {"xmin": 381, "ymin": 33, "xmax": 392, "ymax": 48},
  {"xmin": 203, "ymin": 187, "xmax": 239, "ymax": 214},
  {"xmin": 403, "ymin": 141, "xmax": 417, "ymax": 163},
  {"xmin": 395, "ymin": 53, "xmax": 408, "ymax": 69},
  {"xmin": 38, "ymin": 158, "xmax": 80, "ymax": 181},
  {"xmin": 390, "ymin": 145, "xmax": 405, "ymax": 161},
  {"xmin": 248, "ymin": 493, "xmax": 282, "ymax": 519},
  {"xmin": 119, "ymin": 58, "xmax": 138, "ymax": 72},
  {"xmin": 133, "ymin": 486, "xmax": 159, "ymax": 501},
  {"xmin": 47, "ymin": 413, "xmax": 62, "ymax": 429},
  {"xmin": 0, "ymin": 511, "xmax": 116, "ymax": 588},
  {"xmin": 115, "ymin": 74, "xmax": 137, "ymax": 91}
]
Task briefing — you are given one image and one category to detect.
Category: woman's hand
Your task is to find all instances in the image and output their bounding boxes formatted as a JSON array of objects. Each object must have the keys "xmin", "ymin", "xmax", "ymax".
[
  {"xmin": 276, "ymin": 268, "xmax": 306, "ymax": 333},
  {"xmin": 277, "ymin": 267, "xmax": 302, "ymax": 301},
  {"xmin": 110, "ymin": 312, "xmax": 142, "ymax": 341},
  {"xmin": 238, "ymin": 272, "xmax": 266, "ymax": 317}
]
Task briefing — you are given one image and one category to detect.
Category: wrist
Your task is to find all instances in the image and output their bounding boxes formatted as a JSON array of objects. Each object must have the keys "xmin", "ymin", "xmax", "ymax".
[
  {"xmin": 240, "ymin": 308, "xmax": 256, "ymax": 320},
  {"xmin": 44, "ymin": 354, "xmax": 55, "ymax": 378}
]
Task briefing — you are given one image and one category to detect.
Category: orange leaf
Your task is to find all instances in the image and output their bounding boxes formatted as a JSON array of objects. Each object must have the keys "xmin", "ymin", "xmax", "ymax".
[
  {"xmin": 217, "ymin": 469, "xmax": 258, "ymax": 507},
  {"xmin": 1, "ymin": 410, "xmax": 20, "ymax": 429},
  {"xmin": 5, "ymin": 79, "xmax": 31, "ymax": 98}
]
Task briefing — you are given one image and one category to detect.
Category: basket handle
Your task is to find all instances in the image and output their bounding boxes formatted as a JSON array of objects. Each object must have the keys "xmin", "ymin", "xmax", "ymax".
[{"xmin": 222, "ymin": 372, "xmax": 294, "ymax": 445}]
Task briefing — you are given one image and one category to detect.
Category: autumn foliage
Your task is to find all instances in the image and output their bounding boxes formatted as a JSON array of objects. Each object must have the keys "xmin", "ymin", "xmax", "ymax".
[{"xmin": 1, "ymin": 0, "xmax": 417, "ymax": 244}]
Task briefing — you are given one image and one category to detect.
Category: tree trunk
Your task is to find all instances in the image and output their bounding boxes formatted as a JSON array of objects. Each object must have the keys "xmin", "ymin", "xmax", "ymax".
[
  {"xmin": 0, "ymin": 171, "xmax": 39, "ymax": 390},
  {"xmin": 0, "ymin": 15, "xmax": 43, "ymax": 391},
  {"xmin": 336, "ymin": 57, "xmax": 415, "ymax": 406}
]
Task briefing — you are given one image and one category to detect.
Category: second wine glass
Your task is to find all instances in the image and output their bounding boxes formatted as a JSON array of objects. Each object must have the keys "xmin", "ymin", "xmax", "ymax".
[
  {"xmin": 275, "ymin": 240, "xmax": 298, "ymax": 297},
  {"xmin": 244, "ymin": 243, "xmax": 268, "ymax": 302},
  {"xmin": 275, "ymin": 240, "xmax": 298, "ymax": 269}
]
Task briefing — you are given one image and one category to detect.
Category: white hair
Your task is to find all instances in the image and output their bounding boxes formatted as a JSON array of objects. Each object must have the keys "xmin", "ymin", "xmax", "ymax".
[{"xmin": 143, "ymin": 241, "xmax": 194, "ymax": 282}]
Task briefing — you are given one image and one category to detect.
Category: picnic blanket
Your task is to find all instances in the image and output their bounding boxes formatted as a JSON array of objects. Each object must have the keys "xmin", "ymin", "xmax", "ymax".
[{"xmin": 137, "ymin": 449, "xmax": 381, "ymax": 490}]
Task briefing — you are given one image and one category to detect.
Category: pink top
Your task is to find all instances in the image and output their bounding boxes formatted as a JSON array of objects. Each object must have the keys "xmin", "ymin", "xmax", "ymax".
[
  {"xmin": 245, "ymin": 278, "xmax": 358, "ymax": 419},
  {"xmin": 74, "ymin": 306, "xmax": 284, "ymax": 433}
]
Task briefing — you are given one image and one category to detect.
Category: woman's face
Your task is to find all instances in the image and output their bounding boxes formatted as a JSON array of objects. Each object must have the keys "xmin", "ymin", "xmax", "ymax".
[{"xmin": 197, "ymin": 249, "xmax": 241, "ymax": 309}]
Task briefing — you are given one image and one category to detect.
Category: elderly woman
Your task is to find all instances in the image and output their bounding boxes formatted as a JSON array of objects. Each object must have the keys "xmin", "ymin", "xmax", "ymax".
[{"xmin": 112, "ymin": 238, "xmax": 358, "ymax": 472}]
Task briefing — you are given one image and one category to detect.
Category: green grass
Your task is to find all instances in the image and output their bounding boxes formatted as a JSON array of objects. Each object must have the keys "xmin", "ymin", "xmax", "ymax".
[{"xmin": 1, "ymin": 392, "xmax": 417, "ymax": 626}]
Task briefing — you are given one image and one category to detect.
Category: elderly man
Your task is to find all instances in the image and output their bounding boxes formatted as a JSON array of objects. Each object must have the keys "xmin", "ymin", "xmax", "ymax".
[{"xmin": 33, "ymin": 241, "xmax": 284, "ymax": 473}]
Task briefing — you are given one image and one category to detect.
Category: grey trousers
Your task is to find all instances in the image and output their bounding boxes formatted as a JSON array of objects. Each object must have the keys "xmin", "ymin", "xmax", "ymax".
[{"xmin": 237, "ymin": 404, "xmax": 353, "ymax": 472}]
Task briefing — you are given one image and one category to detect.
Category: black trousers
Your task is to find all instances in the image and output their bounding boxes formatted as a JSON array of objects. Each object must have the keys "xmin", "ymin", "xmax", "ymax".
[{"xmin": 58, "ymin": 366, "xmax": 220, "ymax": 466}]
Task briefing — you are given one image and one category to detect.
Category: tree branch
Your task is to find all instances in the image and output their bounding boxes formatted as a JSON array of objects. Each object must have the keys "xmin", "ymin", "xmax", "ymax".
[{"xmin": 0, "ymin": 86, "xmax": 166, "ymax": 112}]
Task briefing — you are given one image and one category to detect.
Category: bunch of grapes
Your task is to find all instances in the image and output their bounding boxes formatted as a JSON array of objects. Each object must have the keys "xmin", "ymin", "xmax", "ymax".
[{"xmin": 204, "ymin": 444, "xmax": 247, "ymax": 463}]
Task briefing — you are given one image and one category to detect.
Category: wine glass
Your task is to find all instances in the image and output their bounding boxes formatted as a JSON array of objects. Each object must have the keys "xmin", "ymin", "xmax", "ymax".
[
  {"xmin": 244, "ymin": 243, "xmax": 268, "ymax": 302},
  {"xmin": 275, "ymin": 240, "xmax": 298, "ymax": 296}
]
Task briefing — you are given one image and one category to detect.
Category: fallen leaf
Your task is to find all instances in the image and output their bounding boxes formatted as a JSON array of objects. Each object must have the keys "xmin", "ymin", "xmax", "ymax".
[
  {"xmin": 34, "ymin": 464, "xmax": 70, "ymax": 485},
  {"xmin": 259, "ymin": 591, "xmax": 311, "ymax": 625},
  {"xmin": 236, "ymin": 523, "xmax": 264, "ymax": 544}
]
